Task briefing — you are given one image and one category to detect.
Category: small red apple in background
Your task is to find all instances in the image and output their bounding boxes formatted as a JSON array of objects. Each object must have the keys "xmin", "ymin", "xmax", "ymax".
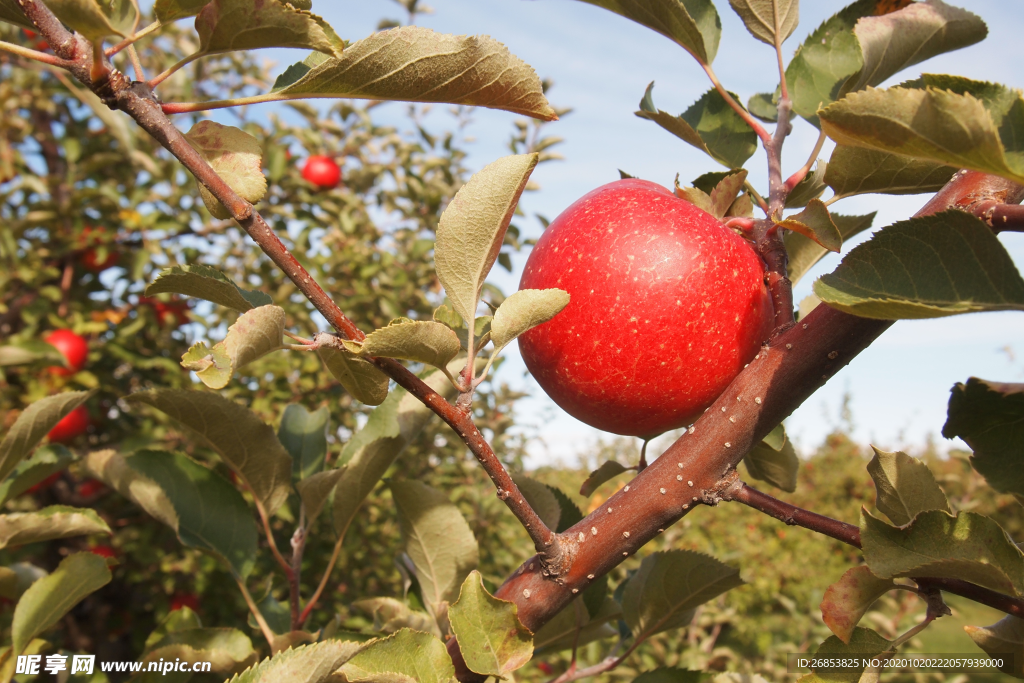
[
  {"xmin": 21, "ymin": 29, "xmax": 49, "ymax": 51},
  {"xmin": 138, "ymin": 296, "xmax": 190, "ymax": 328},
  {"xmin": 76, "ymin": 479, "xmax": 105, "ymax": 498},
  {"xmin": 170, "ymin": 592, "xmax": 200, "ymax": 612},
  {"xmin": 25, "ymin": 472, "xmax": 62, "ymax": 495},
  {"xmin": 89, "ymin": 545, "xmax": 116, "ymax": 559},
  {"xmin": 47, "ymin": 406, "xmax": 90, "ymax": 443},
  {"xmin": 302, "ymin": 155, "xmax": 341, "ymax": 189},
  {"xmin": 45, "ymin": 329, "xmax": 88, "ymax": 376},
  {"xmin": 78, "ymin": 226, "xmax": 119, "ymax": 272},
  {"xmin": 518, "ymin": 179, "xmax": 773, "ymax": 438}
]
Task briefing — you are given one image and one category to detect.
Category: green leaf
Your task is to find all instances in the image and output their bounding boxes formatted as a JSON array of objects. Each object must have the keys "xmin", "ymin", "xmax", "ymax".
[
  {"xmin": 636, "ymin": 83, "xmax": 757, "ymax": 168},
  {"xmin": 344, "ymin": 320, "xmax": 461, "ymax": 373},
  {"xmin": 0, "ymin": 390, "xmax": 94, "ymax": 483},
  {"xmin": 127, "ymin": 450, "xmax": 258, "ymax": 579},
  {"xmin": 813, "ymin": 211, "xmax": 1024, "ymax": 319},
  {"xmin": 491, "ymin": 289, "xmax": 570, "ymax": 354},
  {"xmin": 295, "ymin": 469, "xmax": 343, "ymax": 526},
  {"xmin": 146, "ymin": 264, "xmax": 273, "ymax": 312},
  {"xmin": 743, "ymin": 438, "xmax": 799, "ymax": 493},
  {"xmin": 352, "ymin": 597, "xmax": 440, "ymax": 638},
  {"xmin": 785, "ymin": 212, "xmax": 875, "ymax": 285},
  {"xmin": 154, "ymin": 0, "xmax": 211, "ymax": 22},
  {"xmin": 533, "ymin": 595, "xmax": 620, "ymax": 652},
  {"xmin": 0, "ymin": 445, "xmax": 75, "ymax": 506},
  {"xmin": 278, "ymin": 403, "xmax": 329, "ymax": 482},
  {"xmin": 580, "ymin": 461, "xmax": 632, "ymax": 497},
  {"xmin": 728, "ymin": 0, "xmax": 798, "ymax": 46},
  {"xmin": 332, "ymin": 360, "xmax": 467, "ymax": 537},
  {"xmin": 0, "ymin": 563, "xmax": 46, "ymax": 601},
  {"xmin": 317, "ymin": 344, "xmax": 390, "ymax": 407},
  {"xmin": 390, "ymin": 480, "xmax": 479, "ymax": 619},
  {"xmin": 861, "ymin": 508, "xmax": 1024, "ymax": 596},
  {"xmin": 44, "ymin": 0, "xmax": 137, "ymax": 40},
  {"xmin": 819, "ymin": 82, "xmax": 1024, "ymax": 185},
  {"xmin": 182, "ymin": 305, "xmax": 285, "ymax": 389},
  {"xmin": 126, "ymin": 389, "xmax": 293, "ymax": 515},
  {"xmin": 550, "ymin": 485, "xmax": 585, "ymax": 533},
  {"xmin": 761, "ymin": 423, "xmax": 787, "ymax": 451},
  {"xmin": 145, "ymin": 606, "xmax": 203, "ymax": 650},
  {"xmin": 195, "ymin": 0, "xmax": 344, "ymax": 58},
  {"xmin": 254, "ymin": 27, "xmax": 557, "ymax": 121},
  {"xmin": 184, "ymin": 121, "xmax": 267, "ymax": 219},
  {"xmin": 801, "ymin": 627, "xmax": 892, "ymax": 683},
  {"xmin": 820, "ymin": 566, "xmax": 897, "ymax": 644},
  {"xmin": 840, "ymin": 0, "xmax": 987, "ymax": 97},
  {"xmin": 435, "ymin": 154, "xmax": 539, "ymax": 325},
  {"xmin": 943, "ymin": 378, "xmax": 1024, "ymax": 500},
  {"xmin": 777, "ymin": 199, "xmax": 842, "ymax": 253},
  {"xmin": 785, "ymin": 161, "xmax": 827, "ymax": 209},
  {"xmin": 339, "ymin": 629, "xmax": 455, "ymax": 683},
  {"xmin": 748, "ymin": 91, "xmax": 779, "ymax": 123},
  {"xmin": 965, "ymin": 616, "xmax": 1024, "ymax": 677},
  {"xmin": 574, "ymin": 0, "xmax": 721, "ymax": 64},
  {"xmin": 0, "ymin": 505, "xmax": 111, "ymax": 549},
  {"xmin": 433, "ymin": 304, "xmax": 464, "ymax": 330},
  {"xmin": 824, "ymin": 145, "xmax": 956, "ymax": 200},
  {"xmin": 622, "ymin": 550, "xmax": 743, "ymax": 639},
  {"xmin": 82, "ymin": 449, "xmax": 178, "ymax": 529},
  {"xmin": 867, "ymin": 447, "xmax": 950, "ymax": 526},
  {"xmin": 144, "ymin": 627, "xmax": 256, "ymax": 676},
  {"xmin": 633, "ymin": 668, "xmax": 705, "ymax": 683},
  {"xmin": 247, "ymin": 582, "xmax": 290, "ymax": 636},
  {"xmin": 0, "ymin": 340, "xmax": 66, "ymax": 368},
  {"xmin": 227, "ymin": 640, "xmax": 365, "ymax": 683},
  {"xmin": 0, "ymin": 0, "xmax": 34, "ymax": 29},
  {"xmin": 11, "ymin": 552, "xmax": 111, "ymax": 656},
  {"xmin": 511, "ymin": 474, "xmax": 561, "ymax": 531},
  {"xmin": 709, "ymin": 169, "xmax": 748, "ymax": 219},
  {"xmin": 449, "ymin": 571, "xmax": 532, "ymax": 677}
]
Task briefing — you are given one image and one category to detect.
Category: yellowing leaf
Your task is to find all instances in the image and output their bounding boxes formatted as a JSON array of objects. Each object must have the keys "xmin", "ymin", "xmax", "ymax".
[
  {"xmin": 184, "ymin": 121, "xmax": 267, "ymax": 219},
  {"xmin": 183, "ymin": 305, "xmax": 285, "ymax": 389},
  {"xmin": 820, "ymin": 566, "xmax": 897, "ymax": 644},
  {"xmin": 195, "ymin": 0, "xmax": 344, "ymax": 57},
  {"xmin": 491, "ymin": 289, "xmax": 569, "ymax": 354},
  {"xmin": 709, "ymin": 169, "xmax": 748, "ymax": 219},
  {"xmin": 435, "ymin": 154, "xmax": 538, "ymax": 324},
  {"xmin": 867, "ymin": 447, "xmax": 950, "ymax": 526},
  {"xmin": 728, "ymin": 0, "xmax": 799, "ymax": 46},
  {"xmin": 181, "ymin": 340, "xmax": 232, "ymax": 390},
  {"xmin": 339, "ymin": 629, "xmax": 454, "ymax": 683},
  {"xmin": 777, "ymin": 199, "xmax": 842, "ymax": 253},
  {"xmin": 965, "ymin": 616, "xmax": 1024, "ymax": 677},
  {"xmin": 0, "ymin": 506, "xmax": 111, "ymax": 549},
  {"xmin": 343, "ymin": 320, "xmax": 461, "ymax": 373},
  {"xmin": 12, "ymin": 552, "xmax": 111, "ymax": 656},
  {"xmin": 227, "ymin": 640, "xmax": 364, "ymax": 683},
  {"xmin": 144, "ymin": 627, "xmax": 256, "ymax": 676},
  {"xmin": 449, "ymin": 571, "xmax": 532, "ymax": 677}
]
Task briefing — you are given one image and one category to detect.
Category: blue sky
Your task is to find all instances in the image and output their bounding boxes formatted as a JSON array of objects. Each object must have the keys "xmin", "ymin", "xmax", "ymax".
[{"xmin": 256, "ymin": 1, "xmax": 1024, "ymax": 464}]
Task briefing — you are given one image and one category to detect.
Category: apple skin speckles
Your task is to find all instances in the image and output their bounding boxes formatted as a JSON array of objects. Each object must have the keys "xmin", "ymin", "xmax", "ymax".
[{"xmin": 518, "ymin": 179, "xmax": 773, "ymax": 437}]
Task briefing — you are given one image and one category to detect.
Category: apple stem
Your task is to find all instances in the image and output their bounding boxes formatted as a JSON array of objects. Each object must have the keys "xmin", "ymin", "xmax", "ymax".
[{"xmin": 637, "ymin": 438, "xmax": 649, "ymax": 472}]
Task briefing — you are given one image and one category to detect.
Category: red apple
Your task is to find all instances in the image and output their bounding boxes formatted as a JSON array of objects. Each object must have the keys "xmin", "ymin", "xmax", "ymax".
[
  {"xmin": 302, "ymin": 155, "xmax": 341, "ymax": 189},
  {"xmin": 76, "ymin": 479, "xmax": 106, "ymax": 498},
  {"xmin": 47, "ymin": 405, "xmax": 90, "ymax": 443},
  {"xmin": 89, "ymin": 545, "xmax": 116, "ymax": 559},
  {"xmin": 45, "ymin": 329, "xmax": 88, "ymax": 376},
  {"xmin": 78, "ymin": 226, "xmax": 118, "ymax": 272},
  {"xmin": 518, "ymin": 179, "xmax": 773, "ymax": 438},
  {"xmin": 25, "ymin": 472, "xmax": 62, "ymax": 495},
  {"xmin": 170, "ymin": 592, "xmax": 200, "ymax": 612},
  {"xmin": 21, "ymin": 29, "xmax": 49, "ymax": 51},
  {"xmin": 138, "ymin": 296, "xmax": 190, "ymax": 328}
]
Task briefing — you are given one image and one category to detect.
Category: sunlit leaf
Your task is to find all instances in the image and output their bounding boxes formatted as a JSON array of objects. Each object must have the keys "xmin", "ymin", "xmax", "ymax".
[
  {"xmin": 44, "ymin": 0, "xmax": 137, "ymax": 40},
  {"xmin": 317, "ymin": 344, "xmax": 390, "ymax": 406},
  {"xmin": 709, "ymin": 169, "xmax": 748, "ymax": 219},
  {"xmin": 184, "ymin": 121, "xmax": 267, "ymax": 219},
  {"xmin": 0, "ymin": 391, "xmax": 94, "ymax": 483},
  {"xmin": 154, "ymin": 0, "xmax": 211, "ymax": 22},
  {"xmin": 248, "ymin": 27, "xmax": 557, "ymax": 121},
  {"xmin": 278, "ymin": 403, "xmax": 329, "ymax": 482},
  {"xmin": 862, "ymin": 508, "xmax": 1024, "ymax": 596},
  {"xmin": 128, "ymin": 450, "xmax": 258, "ymax": 578},
  {"xmin": 339, "ymin": 629, "xmax": 454, "ymax": 683},
  {"xmin": 824, "ymin": 145, "xmax": 956, "ymax": 200},
  {"xmin": 11, "ymin": 552, "xmax": 111, "ymax": 655},
  {"xmin": 0, "ymin": 340, "xmax": 65, "ymax": 368},
  {"xmin": 144, "ymin": 627, "xmax": 256, "ymax": 676},
  {"xmin": 728, "ymin": 0, "xmax": 798, "ymax": 46},
  {"xmin": 867, "ymin": 447, "xmax": 950, "ymax": 526},
  {"xmin": 182, "ymin": 305, "xmax": 285, "ymax": 389},
  {"xmin": 814, "ymin": 211, "xmax": 1024, "ymax": 318},
  {"xmin": 435, "ymin": 154, "xmax": 538, "ymax": 326},
  {"xmin": 227, "ymin": 640, "xmax": 364, "ymax": 683},
  {"xmin": 574, "ymin": 0, "xmax": 721, "ymax": 64},
  {"xmin": 491, "ymin": 289, "xmax": 569, "ymax": 354},
  {"xmin": 449, "ymin": 571, "xmax": 532, "ymax": 677},
  {"xmin": 390, "ymin": 480, "xmax": 479, "ymax": 620},
  {"xmin": 0, "ymin": 445, "xmax": 75, "ymax": 506},
  {"xmin": 352, "ymin": 597, "xmax": 440, "ymax": 638},
  {"xmin": 195, "ymin": 0, "xmax": 344, "ymax": 58},
  {"xmin": 146, "ymin": 264, "xmax": 272, "ymax": 312},
  {"xmin": 0, "ymin": 505, "xmax": 111, "ymax": 549},
  {"xmin": 622, "ymin": 550, "xmax": 743, "ymax": 638},
  {"xmin": 820, "ymin": 566, "xmax": 897, "ymax": 644},
  {"xmin": 965, "ymin": 616, "xmax": 1024, "ymax": 677},
  {"xmin": 343, "ymin": 320, "xmax": 461, "ymax": 373},
  {"xmin": 82, "ymin": 449, "xmax": 178, "ymax": 529},
  {"xmin": 943, "ymin": 378, "xmax": 1024, "ymax": 500},
  {"xmin": 778, "ymin": 199, "xmax": 841, "ymax": 252},
  {"xmin": 786, "ymin": 212, "xmax": 875, "ymax": 285},
  {"xmin": 636, "ymin": 83, "xmax": 757, "ymax": 168},
  {"xmin": 126, "ymin": 389, "xmax": 293, "ymax": 515},
  {"xmin": 511, "ymin": 474, "xmax": 561, "ymax": 531}
]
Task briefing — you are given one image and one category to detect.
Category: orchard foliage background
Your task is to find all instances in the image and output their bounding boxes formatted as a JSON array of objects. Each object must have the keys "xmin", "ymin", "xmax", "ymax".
[{"xmin": 0, "ymin": 0, "xmax": 1023, "ymax": 682}]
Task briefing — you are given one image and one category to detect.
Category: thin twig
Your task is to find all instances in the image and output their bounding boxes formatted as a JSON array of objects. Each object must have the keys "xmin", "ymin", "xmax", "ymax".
[
  {"xmin": 289, "ymin": 506, "xmax": 307, "ymax": 630},
  {"xmin": 105, "ymin": 20, "xmax": 162, "ymax": 56},
  {"xmin": 235, "ymin": 575, "xmax": 276, "ymax": 647},
  {"xmin": 299, "ymin": 524, "xmax": 349, "ymax": 628},
  {"xmin": 785, "ymin": 130, "xmax": 827, "ymax": 192},
  {"xmin": 0, "ymin": 38, "xmax": 71, "ymax": 67},
  {"xmin": 148, "ymin": 50, "xmax": 202, "ymax": 87},
  {"xmin": 972, "ymin": 200, "xmax": 1024, "ymax": 233},
  {"xmin": 253, "ymin": 495, "xmax": 296, "ymax": 580},
  {"xmin": 700, "ymin": 62, "xmax": 771, "ymax": 145},
  {"xmin": 125, "ymin": 44, "xmax": 146, "ymax": 82}
]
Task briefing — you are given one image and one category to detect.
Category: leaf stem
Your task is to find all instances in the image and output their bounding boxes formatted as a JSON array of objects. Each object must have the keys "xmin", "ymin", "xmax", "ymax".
[
  {"xmin": 105, "ymin": 20, "xmax": 162, "ymax": 56},
  {"xmin": 773, "ymin": 4, "xmax": 789, "ymax": 103},
  {"xmin": 745, "ymin": 180, "xmax": 769, "ymax": 216},
  {"xmin": 289, "ymin": 505, "xmax": 307, "ymax": 631},
  {"xmin": 253, "ymin": 494, "xmax": 296, "ymax": 581},
  {"xmin": 0, "ymin": 39, "xmax": 71, "ymax": 67},
  {"xmin": 699, "ymin": 62, "xmax": 771, "ymax": 146},
  {"xmin": 785, "ymin": 130, "xmax": 827, "ymax": 192},
  {"xmin": 147, "ymin": 50, "xmax": 202, "ymax": 88},
  {"xmin": 125, "ymin": 44, "xmax": 146, "ymax": 82},
  {"xmin": 299, "ymin": 525, "xmax": 348, "ymax": 628},
  {"xmin": 235, "ymin": 575, "xmax": 276, "ymax": 647}
]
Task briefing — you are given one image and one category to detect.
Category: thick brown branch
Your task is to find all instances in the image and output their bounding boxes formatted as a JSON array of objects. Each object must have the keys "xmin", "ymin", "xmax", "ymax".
[{"xmin": 972, "ymin": 200, "xmax": 1024, "ymax": 233}]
